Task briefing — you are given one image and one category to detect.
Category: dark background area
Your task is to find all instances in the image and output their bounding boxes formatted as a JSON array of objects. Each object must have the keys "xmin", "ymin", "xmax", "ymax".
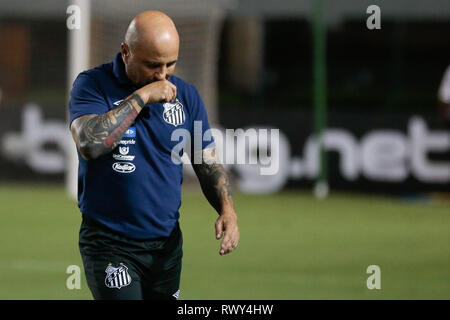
[{"xmin": 218, "ymin": 18, "xmax": 450, "ymax": 116}]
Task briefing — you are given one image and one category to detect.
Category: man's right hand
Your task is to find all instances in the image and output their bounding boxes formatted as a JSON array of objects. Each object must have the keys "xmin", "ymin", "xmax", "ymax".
[{"xmin": 136, "ymin": 80, "xmax": 177, "ymax": 105}]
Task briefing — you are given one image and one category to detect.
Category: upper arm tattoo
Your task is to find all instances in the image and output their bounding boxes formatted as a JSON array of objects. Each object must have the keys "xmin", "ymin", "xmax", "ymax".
[
  {"xmin": 71, "ymin": 93, "xmax": 144, "ymax": 159},
  {"xmin": 193, "ymin": 148, "xmax": 233, "ymax": 213}
]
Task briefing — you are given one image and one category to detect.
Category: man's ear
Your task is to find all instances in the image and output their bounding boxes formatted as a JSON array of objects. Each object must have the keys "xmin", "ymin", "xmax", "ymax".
[{"xmin": 121, "ymin": 42, "xmax": 130, "ymax": 64}]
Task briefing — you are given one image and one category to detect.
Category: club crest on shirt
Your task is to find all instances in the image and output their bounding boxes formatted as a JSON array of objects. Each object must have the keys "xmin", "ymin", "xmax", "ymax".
[
  {"xmin": 163, "ymin": 99, "xmax": 185, "ymax": 127},
  {"xmin": 105, "ymin": 263, "xmax": 131, "ymax": 289}
]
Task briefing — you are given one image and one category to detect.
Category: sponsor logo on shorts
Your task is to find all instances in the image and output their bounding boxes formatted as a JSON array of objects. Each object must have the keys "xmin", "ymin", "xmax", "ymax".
[
  {"xmin": 172, "ymin": 289, "xmax": 180, "ymax": 299},
  {"xmin": 105, "ymin": 263, "xmax": 131, "ymax": 289},
  {"xmin": 112, "ymin": 162, "xmax": 136, "ymax": 173}
]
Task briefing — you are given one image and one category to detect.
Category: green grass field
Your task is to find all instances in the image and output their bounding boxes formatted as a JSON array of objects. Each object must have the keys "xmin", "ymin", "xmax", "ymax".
[{"xmin": 0, "ymin": 183, "xmax": 449, "ymax": 300}]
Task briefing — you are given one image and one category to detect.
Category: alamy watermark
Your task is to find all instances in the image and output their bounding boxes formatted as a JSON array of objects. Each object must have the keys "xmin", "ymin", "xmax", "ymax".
[
  {"xmin": 366, "ymin": 5, "xmax": 381, "ymax": 30},
  {"xmin": 66, "ymin": 5, "xmax": 81, "ymax": 30},
  {"xmin": 66, "ymin": 265, "xmax": 81, "ymax": 290},
  {"xmin": 366, "ymin": 265, "xmax": 381, "ymax": 290},
  {"xmin": 170, "ymin": 121, "xmax": 280, "ymax": 176}
]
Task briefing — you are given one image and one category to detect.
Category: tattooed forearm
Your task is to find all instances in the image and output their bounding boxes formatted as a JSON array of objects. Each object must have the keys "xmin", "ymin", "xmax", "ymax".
[
  {"xmin": 71, "ymin": 93, "xmax": 144, "ymax": 160},
  {"xmin": 193, "ymin": 148, "xmax": 234, "ymax": 214}
]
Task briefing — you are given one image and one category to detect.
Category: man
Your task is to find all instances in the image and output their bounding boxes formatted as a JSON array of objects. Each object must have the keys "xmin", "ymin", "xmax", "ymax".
[{"xmin": 68, "ymin": 11, "xmax": 239, "ymax": 300}]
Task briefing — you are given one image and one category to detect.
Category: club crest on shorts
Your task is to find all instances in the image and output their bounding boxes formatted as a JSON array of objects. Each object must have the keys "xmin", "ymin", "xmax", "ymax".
[
  {"xmin": 105, "ymin": 263, "xmax": 131, "ymax": 289},
  {"xmin": 163, "ymin": 99, "xmax": 185, "ymax": 127}
]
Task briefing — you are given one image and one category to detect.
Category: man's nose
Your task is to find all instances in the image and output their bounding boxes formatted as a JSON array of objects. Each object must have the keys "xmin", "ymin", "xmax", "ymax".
[{"xmin": 155, "ymin": 65, "xmax": 167, "ymax": 81}]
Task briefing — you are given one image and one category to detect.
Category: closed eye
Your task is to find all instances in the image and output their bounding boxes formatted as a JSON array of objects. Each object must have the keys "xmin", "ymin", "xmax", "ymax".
[
  {"xmin": 145, "ymin": 60, "xmax": 177, "ymax": 69},
  {"xmin": 167, "ymin": 60, "xmax": 177, "ymax": 67}
]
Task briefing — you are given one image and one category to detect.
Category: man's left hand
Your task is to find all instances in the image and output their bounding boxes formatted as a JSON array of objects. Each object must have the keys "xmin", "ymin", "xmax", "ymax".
[{"xmin": 215, "ymin": 211, "xmax": 240, "ymax": 256}]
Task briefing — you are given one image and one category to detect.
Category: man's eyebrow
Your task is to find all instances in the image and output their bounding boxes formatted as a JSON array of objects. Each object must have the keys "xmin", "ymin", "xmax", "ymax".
[{"xmin": 145, "ymin": 60, "xmax": 177, "ymax": 66}]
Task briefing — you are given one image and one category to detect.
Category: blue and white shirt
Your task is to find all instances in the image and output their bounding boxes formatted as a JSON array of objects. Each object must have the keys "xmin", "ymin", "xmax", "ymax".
[{"xmin": 69, "ymin": 52, "xmax": 213, "ymax": 239}]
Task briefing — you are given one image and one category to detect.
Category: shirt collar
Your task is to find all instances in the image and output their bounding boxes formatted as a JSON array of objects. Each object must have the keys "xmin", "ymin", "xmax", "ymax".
[{"xmin": 112, "ymin": 52, "xmax": 135, "ymax": 87}]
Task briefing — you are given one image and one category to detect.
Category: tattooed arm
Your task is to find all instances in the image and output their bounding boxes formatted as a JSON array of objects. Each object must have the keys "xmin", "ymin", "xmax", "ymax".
[
  {"xmin": 70, "ymin": 79, "xmax": 177, "ymax": 160},
  {"xmin": 193, "ymin": 148, "xmax": 240, "ymax": 255},
  {"xmin": 70, "ymin": 93, "xmax": 144, "ymax": 160}
]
